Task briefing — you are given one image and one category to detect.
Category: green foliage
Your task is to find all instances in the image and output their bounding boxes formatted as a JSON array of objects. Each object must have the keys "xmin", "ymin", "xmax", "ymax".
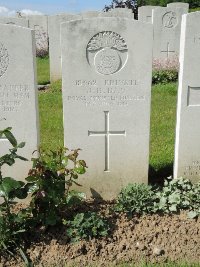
[
  {"xmin": 150, "ymin": 83, "xmax": 177, "ymax": 171},
  {"xmin": 154, "ymin": 177, "xmax": 200, "ymax": 218},
  {"xmin": 64, "ymin": 212, "xmax": 109, "ymax": 242},
  {"xmin": 37, "ymin": 56, "xmax": 50, "ymax": 85},
  {"xmin": 114, "ymin": 183, "xmax": 155, "ymax": 215},
  {"xmin": 152, "ymin": 69, "xmax": 178, "ymax": 84},
  {"xmin": 26, "ymin": 148, "xmax": 87, "ymax": 226},
  {"xmin": 39, "ymin": 80, "xmax": 63, "ymax": 151},
  {"xmin": 115, "ymin": 178, "xmax": 200, "ymax": 219},
  {"xmin": 0, "ymin": 128, "xmax": 30, "ymax": 263}
]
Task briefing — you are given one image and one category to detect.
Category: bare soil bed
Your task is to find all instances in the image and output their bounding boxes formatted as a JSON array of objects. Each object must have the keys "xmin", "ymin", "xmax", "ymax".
[{"xmin": 0, "ymin": 201, "xmax": 200, "ymax": 267}]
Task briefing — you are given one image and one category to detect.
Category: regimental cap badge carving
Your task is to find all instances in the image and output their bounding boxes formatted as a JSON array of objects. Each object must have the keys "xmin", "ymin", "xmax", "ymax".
[
  {"xmin": 86, "ymin": 31, "xmax": 128, "ymax": 75},
  {"xmin": 0, "ymin": 43, "xmax": 9, "ymax": 78},
  {"xmin": 162, "ymin": 11, "xmax": 178, "ymax": 28}
]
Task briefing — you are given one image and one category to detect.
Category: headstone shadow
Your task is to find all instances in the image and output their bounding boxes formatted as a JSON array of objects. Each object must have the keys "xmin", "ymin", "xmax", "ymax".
[{"xmin": 148, "ymin": 163, "xmax": 173, "ymax": 187}]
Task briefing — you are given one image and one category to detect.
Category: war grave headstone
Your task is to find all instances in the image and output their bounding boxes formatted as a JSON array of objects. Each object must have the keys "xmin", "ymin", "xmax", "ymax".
[
  {"xmin": 152, "ymin": 7, "xmax": 187, "ymax": 60},
  {"xmin": 79, "ymin": 11, "xmax": 100, "ymax": 18},
  {"xmin": 61, "ymin": 17, "xmax": 153, "ymax": 199},
  {"xmin": 49, "ymin": 10, "xmax": 134, "ymax": 83},
  {"xmin": 138, "ymin": 6, "xmax": 159, "ymax": 23},
  {"xmin": 101, "ymin": 8, "xmax": 135, "ymax": 19},
  {"xmin": 48, "ymin": 13, "xmax": 81, "ymax": 82},
  {"xmin": 174, "ymin": 12, "xmax": 200, "ymax": 183},
  {"xmin": 26, "ymin": 15, "xmax": 48, "ymax": 55},
  {"xmin": 0, "ymin": 24, "xmax": 39, "ymax": 181},
  {"xmin": 0, "ymin": 17, "xmax": 29, "ymax": 27},
  {"xmin": 167, "ymin": 2, "xmax": 189, "ymax": 13}
]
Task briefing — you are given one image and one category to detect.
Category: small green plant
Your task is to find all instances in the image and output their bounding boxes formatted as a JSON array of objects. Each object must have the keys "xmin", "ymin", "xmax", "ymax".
[
  {"xmin": 114, "ymin": 183, "xmax": 155, "ymax": 216},
  {"xmin": 64, "ymin": 211, "xmax": 109, "ymax": 242},
  {"xmin": 154, "ymin": 177, "xmax": 200, "ymax": 218},
  {"xmin": 187, "ymin": 182, "xmax": 200, "ymax": 218},
  {"xmin": 153, "ymin": 177, "xmax": 200, "ymax": 218},
  {"xmin": 154, "ymin": 177, "xmax": 191, "ymax": 213},
  {"xmin": 26, "ymin": 148, "xmax": 87, "ymax": 227},
  {"xmin": 0, "ymin": 127, "xmax": 30, "ymax": 264},
  {"xmin": 152, "ymin": 69, "xmax": 178, "ymax": 84}
]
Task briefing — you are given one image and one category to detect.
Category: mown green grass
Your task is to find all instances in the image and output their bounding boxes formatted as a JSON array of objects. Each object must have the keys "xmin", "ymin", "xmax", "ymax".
[
  {"xmin": 39, "ymin": 80, "xmax": 63, "ymax": 150},
  {"xmin": 150, "ymin": 83, "xmax": 177, "ymax": 181},
  {"xmin": 37, "ymin": 56, "xmax": 50, "ymax": 85}
]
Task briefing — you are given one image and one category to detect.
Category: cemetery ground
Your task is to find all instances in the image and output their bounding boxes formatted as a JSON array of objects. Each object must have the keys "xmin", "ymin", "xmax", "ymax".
[{"xmin": 0, "ymin": 58, "xmax": 199, "ymax": 267}]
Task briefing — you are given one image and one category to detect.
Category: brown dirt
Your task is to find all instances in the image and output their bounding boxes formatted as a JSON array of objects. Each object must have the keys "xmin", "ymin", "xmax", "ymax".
[{"xmin": 0, "ymin": 201, "xmax": 200, "ymax": 267}]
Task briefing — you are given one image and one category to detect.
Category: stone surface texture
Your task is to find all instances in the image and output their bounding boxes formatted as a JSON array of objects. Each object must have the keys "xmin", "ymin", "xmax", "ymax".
[
  {"xmin": 0, "ymin": 17, "xmax": 29, "ymax": 27},
  {"xmin": 138, "ymin": 6, "xmax": 159, "ymax": 23},
  {"xmin": 49, "ymin": 10, "xmax": 134, "ymax": 83},
  {"xmin": 0, "ymin": 24, "xmax": 39, "ymax": 181},
  {"xmin": 61, "ymin": 17, "xmax": 153, "ymax": 199},
  {"xmin": 101, "ymin": 8, "xmax": 135, "ymax": 19},
  {"xmin": 174, "ymin": 12, "xmax": 200, "ymax": 182},
  {"xmin": 48, "ymin": 13, "xmax": 81, "ymax": 82},
  {"xmin": 152, "ymin": 7, "xmax": 187, "ymax": 60},
  {"xmin": 167, "ymin": 2, "xmax": 189, "ymax": 13}
]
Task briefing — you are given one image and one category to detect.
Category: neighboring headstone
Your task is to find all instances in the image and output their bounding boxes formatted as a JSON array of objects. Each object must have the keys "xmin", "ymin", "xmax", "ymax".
[
  {"xmin": 0, "ymin": 17, "xmax": 29, "ymax": 27},
  {"xmin": 0, "ymin": 24, "xmax": 39, "ymax": 181},
  {"xmin": 174, "ymin": 12, "xmax": 200, "ymax": 183},
  {"xmin": 48, "ymin": 13, "xmax": 81, "ymax": 82},
  {"xmin": 61, "ymin": 17, "xmax": 153, "ymax": 199},
  {"xmin": 26, "ymin": 15, "xmax": 48, "ymax": 56},
  {"xmin": 167, "ymin": 2, "xmax": 189, "ymax": 13},
  {"xmin": 101, "ymin": 8, "xmax": 134, "ymax": 19},
  {"xmin": 138, "ymin": 6, "xmax": 159, "ymax": 23},
  {"xmin": 152, "ymin": 7, "xmax": 187, "ymax": 60},
  {"xmin": 79, "ymin": 11, "xmax": 100, "ymax": 18}
]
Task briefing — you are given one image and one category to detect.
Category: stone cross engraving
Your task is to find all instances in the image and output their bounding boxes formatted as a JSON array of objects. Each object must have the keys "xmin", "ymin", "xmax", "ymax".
[
  {"xmin": 88, "ymin": 111, "xmax": 126, "ymax": 172},
  {"xmin": 161, "ymin": 42, "xmax": 175, "ymax": 58},
  {"xmin": 146, "ymin": 16, "xmax": 152, "ymax": 23}
]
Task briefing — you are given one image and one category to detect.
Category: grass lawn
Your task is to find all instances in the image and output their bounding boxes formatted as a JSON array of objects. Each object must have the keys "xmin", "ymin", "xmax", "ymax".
[
  {"xmin": 37, "ymin": 57, "xmax": 178, "ymax": 183},
  {"xmin": 39, "ymin": 80, "xmax": 63, "ymax": 150},
  {"xmin": 37, "ymin": 56, "xmax": 50, "ymax": 85}
]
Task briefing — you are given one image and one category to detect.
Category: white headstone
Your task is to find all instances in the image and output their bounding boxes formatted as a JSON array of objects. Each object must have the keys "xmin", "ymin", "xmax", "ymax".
[
  {"xmin": 138, "ymin": 6, "xmax": 159, "ymax": 23},
  {"xmin": 79, "ymin": 11, "xmax": 100, "ymax": 18},
  {"xmin": 152, "ymin": 7, "xmax": 187, "ymax": 60},
  {"xmin": 61, "ymin": 17, "xmax": 153, "ymax": 199},
  {"xmin": 0, "ymin": 17, "xmax": 29, "ymax": 27},
  {"xmin": 102, "ymin": 8, "xmax": 135, "ymax": 19},
  {"xmin": 167, "ymin": 2, "xmax": 189, "ymax": 13},
  {"xmin": 49, "ymin": 10, "xmax": 135, "ymax": 83},
  {"xmin": 26, "ymin": 15, "xmax": 48, "ymax": 56},
  {"xmin": 48, "ymin": 13, "xmax": 81, "ymax": 82},
  {"xmin": 174, "ymin": 12, "xmax": 200, "ymax": 183},
  {"xmin": 0, "ymin": 24, "xmax": 39, "ymax": 181}
]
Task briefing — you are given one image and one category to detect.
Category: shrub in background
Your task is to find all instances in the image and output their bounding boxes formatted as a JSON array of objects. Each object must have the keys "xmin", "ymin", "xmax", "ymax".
[{"xmin": 152, "ymin": 57, "xmax": 179, "ymax": 84}]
